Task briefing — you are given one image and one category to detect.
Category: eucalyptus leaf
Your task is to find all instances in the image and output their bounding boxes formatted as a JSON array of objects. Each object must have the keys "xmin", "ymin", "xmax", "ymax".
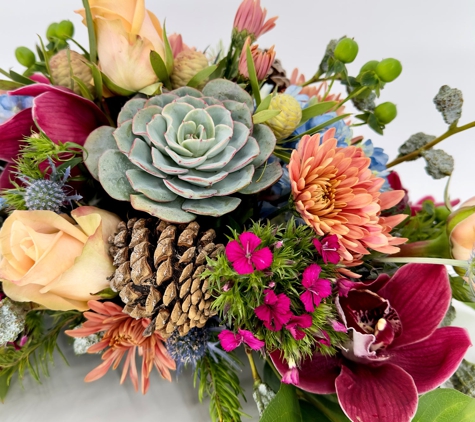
[
  {"xmin": 150, "ymin": 50, "xmax": 172, "ymax": 90},
  {"xmin": 260, "ymin": 384, "xmax": 302, "ymax": 422},
  {"xmin": 253, "ymin": 109, "xmax": 281, "ymax": 124},
  {"xmin": 300, "ymin": 101, "xmax": 338, "ymax": 125},
  {"xmin": 187, "ymin": 64, "xmax": 218, "ymax": 88},
  {"xmin": 413, "ymin": 388, "xmax": 475, "ymax": 421}
]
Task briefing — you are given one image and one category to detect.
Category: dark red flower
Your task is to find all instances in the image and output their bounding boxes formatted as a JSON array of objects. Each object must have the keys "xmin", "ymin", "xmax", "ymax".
[
  {"xmin": 272, "ymin": 264, "xmax": 471, "ymax": 422},
  {"xmin": 0, "ymin": 84, "xmax": 108, "ymax": 188}
]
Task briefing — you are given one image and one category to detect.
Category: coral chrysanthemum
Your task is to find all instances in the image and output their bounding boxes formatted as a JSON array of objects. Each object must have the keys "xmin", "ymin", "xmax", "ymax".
[
  {"xmin": 289, "ymin": 129, "xmax": 407, "ymax": 263},
  {"xmin": 65, "ymin": 300, "xmax": 175, "ymax": 394}
]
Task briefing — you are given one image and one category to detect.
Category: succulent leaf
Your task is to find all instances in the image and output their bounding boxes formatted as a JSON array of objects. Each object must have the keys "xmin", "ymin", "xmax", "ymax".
[{"xmin": 83, "ymin": 126, "xmax": 117, "ymax": 180}]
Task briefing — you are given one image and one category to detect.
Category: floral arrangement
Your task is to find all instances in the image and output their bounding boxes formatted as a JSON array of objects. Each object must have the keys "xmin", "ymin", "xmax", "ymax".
[{"xmin": 0, "ymin": 1, "xmax": 474, "ymax": 421}]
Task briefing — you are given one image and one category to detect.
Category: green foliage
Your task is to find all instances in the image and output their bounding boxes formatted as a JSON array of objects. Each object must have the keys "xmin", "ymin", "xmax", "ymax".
[
  {"xmin": 413, "ymin": 388, "xmax": 475, "ymax": 421},
  {"xmin": 399, "ymin": 199, "xmax": 448, "ymax": 242},
  {"xmin": 205, "ymin": 218, "xmax": 348, "ymax": 365},
  {"xmin": 261, "ymin": 384, "xmax": 302, "ymax": 422},
  {"xmin": 0, "ymin": 309, "xmax": 82, "ymax": 401},
  {"xmin": 450, "ymin": 360, "xmax": 475, "ymax": 399},
  {"xmin": 194, "ymin": 351, "xmax": 246, "ymax": 422},
  {"xmin": 1, "ymin": 133, "xmax": 84, "ymax": 210}
]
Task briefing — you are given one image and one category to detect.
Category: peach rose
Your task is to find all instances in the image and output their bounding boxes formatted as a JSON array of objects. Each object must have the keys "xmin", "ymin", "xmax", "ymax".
[
  {"xmin": 448, "ymin": 196, "xmax": 475, "ymax": 260},
  {"xmin": 0, "ymin": 207, "xmax": 120, "ymax": 311},
  {"xmin": 76, "ymin": 0, "xmax": 165, "ymax": 92}
]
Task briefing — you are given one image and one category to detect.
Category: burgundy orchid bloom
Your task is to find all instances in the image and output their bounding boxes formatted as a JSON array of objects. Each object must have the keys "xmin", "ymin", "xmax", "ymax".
[
  {"xmin": 285, "ymin": 314, "xmax": 313, "ymax": 340},
  {"xmin": 313, "ymin": 235, "xmax": 340, "ymax": 264},
  {"xmin": 300, "ymin": 264, "xmax": 332, "ymax": 312},
  {"xmin": 255, "ymin": 289, "xmax": 292, "ymax": 331},
  {"xmin": 225, "ymin": 232, "xmax": 273, "ymax": 275},
  {"xmin": 218, "ymin": 329, "xmax": 265, "ymax": 352},
  {"xmin": 0, "ymin": 83, "xmax": 108, "ymax": 188},
  {"xmin": 272, "ymin": 264, "xmax": 471, "ymax": 422}
]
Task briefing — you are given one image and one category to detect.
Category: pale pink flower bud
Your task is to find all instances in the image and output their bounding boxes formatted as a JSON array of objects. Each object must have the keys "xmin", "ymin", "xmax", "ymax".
[{"xmin": 233, "ymin": 0, "xmax": 278, "ymax": 41}]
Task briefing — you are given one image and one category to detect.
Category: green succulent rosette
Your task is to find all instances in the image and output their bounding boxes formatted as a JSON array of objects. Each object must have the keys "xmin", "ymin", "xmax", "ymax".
[{"xmin": 84, "ymin": 79, "xmax": 282, "ymax": 222}]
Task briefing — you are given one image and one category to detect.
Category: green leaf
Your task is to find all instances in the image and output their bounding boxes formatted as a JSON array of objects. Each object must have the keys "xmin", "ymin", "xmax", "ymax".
[
  {"xmin": 255, "ymin": 93, "xmax": 273, "ymax": 114},
  {"xmin": 101, "ymin": 71, "xmax": 135, "ymax": 96},
  {"xmin": 302, "ymin": 394, "xmax": 351, "ymax": 422},
  {"xmin": 9, "ymin": 70, "xmax": 35, "ymax": 85},
  {"xmin": 368, "ymin": 113, "xmax": 384, "ymax": 135},
  {"xmin": 162, "ymin": 23, "xmax": 174, "ymax": 74},
  {"xmin": 91, "ymin": 287, "xmax": 118, "ymax": 299},
  {"xmin": 300, "ymin": 400, "xmax": 331, "ymax": 422},
  {"xmin": 0, "ymin": 68, "xmax": 11, "ymax": 78},
  {"xmin": 66, "ymin": 37, "xmax": 91, "ymax": 60},
  {"xmin": 261, "ymin": 383, "xmax": 302, "ymax": 422},
  {"xmin": 150, "ymin": 50, "xmax": 172, "ymax": 90},
  {"xmin": 413, "ymin": 389, "xmax": 475, "ymax": 421},
  {"xmin": 187, "ymin": 64, "xmax": 218, "ymax": 88},
  {"xmin": 246, "ymin": 45, "xmax": 261, "ymax": 106},
  {"xmin": 89, "ymin": 63, "xmax": 103, "ymax": 103},
  {"xmin": 284, "ymin": 114, "xmax": 352, "ymax": 143},
  {"xmin": 71, "ymin": 76, "xmax": 94, "ymax": 100},
  {"xmin": 450, "ymin": 276, "xmax": 475, "ymax": 303},
  {"xmin": 0, "ymin": 371, "xmax": 12, "ymax": 403},
  {"xmin": 263, "ymin": 361, "xmax": 281, "ymax": 393},
  {"xmin": 300, "ymin": 101, "xmax": 338, "ymax": 125},
  {"xmin": 82, "ymin": 0, "xmax": 97, "ymax": 64},
  {"xmin": 36, "ymin": 36, "xmax": 52, "ymax": 82},
  {"xmin": 0, "ymin": 80, "xmax": 23, "ymax": 90},
  {"xmin": 359, "ymin": 71, "xmax": 379, "ymax": 87},
  {"xmin": 253, "ymin": 109, "xmax": 281, "ymax": 124}
]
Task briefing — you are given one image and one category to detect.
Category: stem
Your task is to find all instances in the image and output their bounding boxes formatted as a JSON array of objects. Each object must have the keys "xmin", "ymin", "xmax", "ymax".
[
  {"xmin": 387, "ymin": 120, "xmax": 475, "ymax": 168},
  {"xmin": 301, "ymin": 69, "xmax": 323, "ymax": 87},
  {"xmin": 245, "ymin": 347, "xmax": 262, "ymax": 383},
  {"xmin": 377, "ymin": 256, "xmax": 468, "ymax": 268},
  {"xmin": 323, "ymin": 77, "xmax": 335, "ymax": 100}
]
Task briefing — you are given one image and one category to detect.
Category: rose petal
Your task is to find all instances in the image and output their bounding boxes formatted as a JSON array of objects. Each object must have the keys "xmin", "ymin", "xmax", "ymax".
[
  {"xmin": 336, "ymin": 363, "xmax": 418, "ymax": 422},
  {"xmin": 390, "ymin": 327, "xmax": 471, "ymax": 393},
  {"xmin": 218, "ymin": 330, "xmax": 242, "ymax": 352},
  {"xmin": 378, "ymin": 264, "xmax": 451, "ymax": 347},
  {"xmin": 270, "ymin": 350, "xmax": 340, "ymax": 394}
]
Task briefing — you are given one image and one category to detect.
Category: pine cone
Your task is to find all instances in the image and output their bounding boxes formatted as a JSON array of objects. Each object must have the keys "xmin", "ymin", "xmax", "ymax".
[
  {"xmin": 266, "ymin": 58, "xmax": 290, "ymax": 92},
  {"xmin": 108, "ymin": 217, "xmax": 223, "ymax": 338}
]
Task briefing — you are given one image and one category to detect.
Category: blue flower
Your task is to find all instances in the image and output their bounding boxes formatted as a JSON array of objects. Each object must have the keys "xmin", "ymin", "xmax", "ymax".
[
  {"xmin": 293, "ymin": 111, "xmax": 352, "ymax": 147},
  {"xmin": 0, "ymin": 95, "xmax": 33, "ymax": 124},
  {"xmin": 360, "ymin": 139, "xmax": 389, "ymax": 173},
  {"xmin": 284, "ymin": 85, "xmax": 309, "ymax": 108}
]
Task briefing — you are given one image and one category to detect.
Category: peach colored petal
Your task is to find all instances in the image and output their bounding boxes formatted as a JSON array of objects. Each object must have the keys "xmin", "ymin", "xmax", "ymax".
[
  {"xmin": 72, "ymin": 206, "xmax": 120, "ymax": 243},
  {"xmin": 3, "ymin": 279, "xmax": 89, "ymax": 311}
]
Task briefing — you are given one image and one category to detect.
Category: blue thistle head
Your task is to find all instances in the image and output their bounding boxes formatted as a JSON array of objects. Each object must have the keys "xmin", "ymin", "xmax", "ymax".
[
  {"xmin": 166, "ymin": 327, "xmax": 210, "ymax": 372},
  {"xmin": 19, "ymin": 160, "xmax": 82, "ymax": 212}
]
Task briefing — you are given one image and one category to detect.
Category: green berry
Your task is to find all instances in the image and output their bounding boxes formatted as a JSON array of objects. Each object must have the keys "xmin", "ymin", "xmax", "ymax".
[
  {"xmin": 46, "ymin": 23, "xmax": 58, "ymax": 41},
  {"xmin": 360, "ymin": 60, "xmax": 379, "ymax": 74},
  {"xmin": 375, "ymin": 58, "xmax": 402, "ymax": 82},
  {"xmin": 334, "ymin": 38, "xmax": 359, "ymax": 63},
  {"xmin": 374, "ymin": 102, "xmax": 397, "ymax": 124},
  {"xmin": 15, "ymin": 47, "xmax": 36, "ymax": 68},
  {"xmin": 57, "ymin": 20, "xmax": 74, "ymax": 39}
]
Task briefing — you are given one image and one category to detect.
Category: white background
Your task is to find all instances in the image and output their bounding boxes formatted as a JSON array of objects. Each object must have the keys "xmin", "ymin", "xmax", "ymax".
[{"xmin": 1, "ymin": 0, "xmax": 475, "ymax": 421}]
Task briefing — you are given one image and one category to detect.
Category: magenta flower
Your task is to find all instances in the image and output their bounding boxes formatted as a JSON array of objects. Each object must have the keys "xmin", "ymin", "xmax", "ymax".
[
  {"xmin": 218, "ymin": 329, "xmax": 265, "ymax": 352},
  {"xmin": 300, "ymin": 264, "xmax": 332, "ymax": 312},
  {"xmin": 0, "ymin": 83, "xmax": 108, "ymax": 188},
  {"xmin": 285, "ymin": 314, "xmax": 313, "ymax": 340},
  {"xmin": 272, "ymin": 264, "xmax": 471, "ymax": 422},
  {"xmin": 313, "ymin": 235, "xmax": 340, "ymax": 264},
  {"xmin": 255, "ymin": 289, "xmax": 292, "ymax": 331},
  {"xmin": 225, "ymin": 232, "xmax": 273, "ymax": 275},
  {"xmin": 331, "ymin": 320, "xmax": 347, "ymax": 333},
  {"xmin": 281, "ymin": 366, "xmax": 299, "ymax": 385}
]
